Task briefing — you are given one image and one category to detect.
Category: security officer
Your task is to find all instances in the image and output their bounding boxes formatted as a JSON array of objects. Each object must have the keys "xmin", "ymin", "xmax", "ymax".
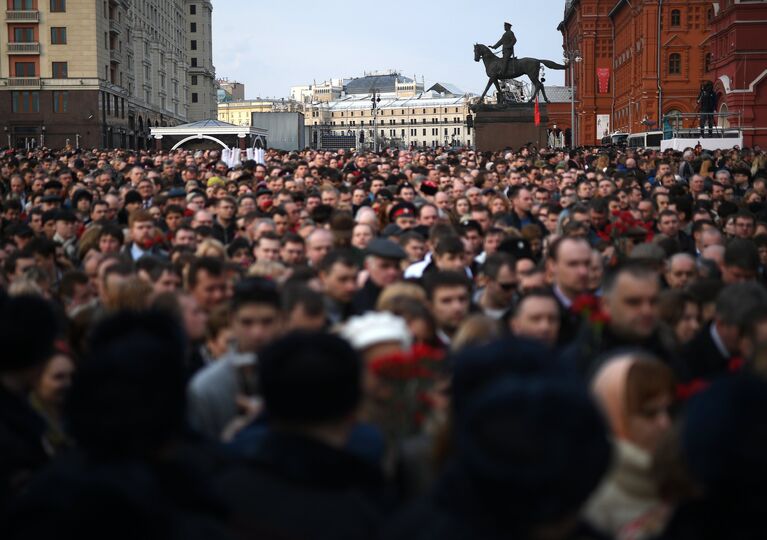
[{"xmin": 492, "ymin": 21, "xmax": 517, "ymax": 77}]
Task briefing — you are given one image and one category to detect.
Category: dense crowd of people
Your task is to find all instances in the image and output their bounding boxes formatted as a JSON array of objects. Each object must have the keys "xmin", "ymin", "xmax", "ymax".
[{"xmin": 1, "ymin": 141, "xmax": 767, "ymax": 539}]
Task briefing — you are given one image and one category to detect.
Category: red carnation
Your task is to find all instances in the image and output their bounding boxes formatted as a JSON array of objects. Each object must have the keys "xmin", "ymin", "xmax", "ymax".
[{"xmin": 572, "ymin": 294, "xmax": 599, "ymax": 314}]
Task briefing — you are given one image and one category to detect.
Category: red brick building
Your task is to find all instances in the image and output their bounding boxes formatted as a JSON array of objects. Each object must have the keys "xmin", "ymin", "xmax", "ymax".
[
  {"xmin": 559, "ymin": 0, "xmax": 615, "ymax": 146},
  {"xmin": 708, "ymin": 0, "xmax": 767, "ymax": 147},
  {"xmin": 611, "ymin": 1, "xmax": 712, "ymax": 136},
  {"xmin": 560, "ymin": 0, "xmax": 715, "ymax": 145}
]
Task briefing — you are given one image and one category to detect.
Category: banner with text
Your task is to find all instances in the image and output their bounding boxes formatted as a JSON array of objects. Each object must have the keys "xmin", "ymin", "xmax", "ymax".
[{"xmin": 597, "ymin": 68, "xmax": 610, "ymax": 94}]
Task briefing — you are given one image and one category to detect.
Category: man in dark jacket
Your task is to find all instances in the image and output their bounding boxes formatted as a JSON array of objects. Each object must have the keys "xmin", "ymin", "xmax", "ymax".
[
  {"xmin": 503, "ymin": 186, "xmax": 547, "ymax": 237},
  {"xmin": 681, "ymin": 282, "xmax": 767, "ymax": 382},
  {"xmin": 352, "ymin": 238, "xmax": 406, "ymax": 314},
  {"xmin": 546, "ymin": 236, "xmax": 591, "ymax": 346},
  {"xmin": 0, "ymin": 293, "xmax": 58, "ymax": 507},
  {"xmin": 697, "ymin": 81, "xmax": 717, "ymax": 138},
  {"xmin": 563, "ymin": 261, "xmax": 680, "ymax": 380},
  {"xmin": 215, "ymin": 332, "xmax": 386, "ymax": 540}
]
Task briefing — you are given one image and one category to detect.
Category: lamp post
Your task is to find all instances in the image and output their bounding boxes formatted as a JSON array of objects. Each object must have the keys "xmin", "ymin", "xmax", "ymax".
[
  {"xmin": 40, "ymin": 125, "xmax": 46, "ymax": 148},
  {"xmin": 371, "ymin": 89, "xmax": 381, "ymax": 152},
  {"xmin": 565, "ymin": 49, "xmax": 582, "ymax": 148}
]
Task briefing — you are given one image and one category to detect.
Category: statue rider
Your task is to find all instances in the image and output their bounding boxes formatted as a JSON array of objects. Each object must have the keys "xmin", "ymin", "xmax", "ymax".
[{"xmin": 491, "ymin": 21, "xmax": 517, "ymax": 78}]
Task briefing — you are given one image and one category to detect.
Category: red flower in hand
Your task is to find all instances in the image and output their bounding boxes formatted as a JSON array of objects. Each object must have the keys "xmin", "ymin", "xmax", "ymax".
[
  {"xmin": 572, "ymin": 294, "xmax": 599, "ymax": 314},
  {"xmin": 676, "ymin": 379, "xmax": 710, "ymax": 400},
  {"xmin": 728, "ymin": 356, "xmax": 745, "ymax": 373}
]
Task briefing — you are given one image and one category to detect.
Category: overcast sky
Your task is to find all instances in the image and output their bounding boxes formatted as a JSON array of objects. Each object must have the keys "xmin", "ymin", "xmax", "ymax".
[{"xmin": 211, "ymin": 0, "xmax": 568, "ymax": 99}]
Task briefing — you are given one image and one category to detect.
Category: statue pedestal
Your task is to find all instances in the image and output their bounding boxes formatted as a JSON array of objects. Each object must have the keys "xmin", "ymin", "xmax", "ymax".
[{"xmin": 472, "ymin": 103, "xmax": 550, "ymax": 151}]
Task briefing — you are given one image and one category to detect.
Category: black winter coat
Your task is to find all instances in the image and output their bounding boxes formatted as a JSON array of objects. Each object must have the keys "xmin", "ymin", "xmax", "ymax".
[
  {"xmin": 0, "ymin": 386, "xmax": 50, "ymax": 507},
  {"xmin": 3, "ymin": 449, "xmax": 233, "ymax": 540},
  {"xmin": 215, "ymin": 431, "xmax": 387, "ymax": 540},
  {"xmin": 679, "ymin": 323, "xmax": 730, "ymax": 382}
]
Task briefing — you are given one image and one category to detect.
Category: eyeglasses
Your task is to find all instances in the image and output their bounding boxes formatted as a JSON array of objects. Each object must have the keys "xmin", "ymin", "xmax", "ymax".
[{"xmin": 497, "ymin": 282, "xmax": 518, "ymax": 291}]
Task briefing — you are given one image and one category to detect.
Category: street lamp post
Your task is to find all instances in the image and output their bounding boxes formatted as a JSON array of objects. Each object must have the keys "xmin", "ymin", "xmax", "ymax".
[
  {"xmin": 565, "ymin": 50, "xmax": 582, "ymax": 148},
  {"xmin": 371, "ymin": 89, "xmax": 381, "ymax": 152}
]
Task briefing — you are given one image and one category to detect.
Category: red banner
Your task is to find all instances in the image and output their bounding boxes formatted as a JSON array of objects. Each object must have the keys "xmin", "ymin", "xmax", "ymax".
[
  {"xmin": 534, "ymin": 96, "xmax": 540, "ymax": 126},
  {"xmin": 597, "ymin": 68, "xmax": 610, "ymax": 94}
]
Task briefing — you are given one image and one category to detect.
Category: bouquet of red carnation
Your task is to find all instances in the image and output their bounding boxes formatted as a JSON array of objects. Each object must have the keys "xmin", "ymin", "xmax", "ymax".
[
  {"xmin": 597, "ymin": 210, "xmax": 655, "ymax": 244},
  {"xmin": 572, "ymin": 293, "xmax": 610, "ymax": 328},
  {"xmin": 368, "ymin": 344, "xmax": 447, "ymax": 443},
  {"xmin": 138, "ymin": 232, "xmax": 167, "ymax": 251}
]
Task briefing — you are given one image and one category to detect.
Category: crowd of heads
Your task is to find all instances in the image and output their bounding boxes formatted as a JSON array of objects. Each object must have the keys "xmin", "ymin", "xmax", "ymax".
[{"xmin": 1, "ymin": 141, "xmax": 767, "ymax": 539}]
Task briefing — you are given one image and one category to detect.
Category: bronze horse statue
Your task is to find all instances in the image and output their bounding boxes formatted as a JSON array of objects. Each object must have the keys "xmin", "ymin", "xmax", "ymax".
[{"xmin": 473, "ymin": 43, "xmax": 566, "ymax": 103}]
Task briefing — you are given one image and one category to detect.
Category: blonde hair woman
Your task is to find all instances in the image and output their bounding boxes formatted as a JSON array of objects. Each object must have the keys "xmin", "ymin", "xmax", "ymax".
[{"xmin": 195, "ymin": 238, "xmax": 227, "ymax": 259}]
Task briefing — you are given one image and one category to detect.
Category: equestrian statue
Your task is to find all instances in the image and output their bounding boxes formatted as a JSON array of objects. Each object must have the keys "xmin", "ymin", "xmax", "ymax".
[{"xmin": 475, "ymin": 21, "xmax": 567, "ymax": 104}]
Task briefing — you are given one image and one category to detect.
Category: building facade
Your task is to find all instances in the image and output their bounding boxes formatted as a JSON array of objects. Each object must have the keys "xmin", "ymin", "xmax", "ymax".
[
  {"xmin": 560, "ymin": 0, "xmax": 615, "ymax": 146},
  {"xmin": 708, "ymin": 0, "xmax": 767, "ymax": 147},
  {"xmin": 560, "ymin": 0, "xmax": 712, "ymax": 144},
  {"xmin": 216, "ymin": 77, "xmax": 244, "ymax": 102},
  {"xmin": 0, "ymin": 0, "xmax": 214, "ymax": 150},
  {"xmin": 611, "ymin": 0, "xmax": 712, "ymax": 136},
  {"xmin": 299, "ymin": 73, "xmax": 472, "ymax": 149},
  {"xmin": 218, "ymin": 98, "xmax": 303, "ymax": 126},
  {"xmin": 186, "ymin": 0, "xmax": 216, "ymax": 121}
]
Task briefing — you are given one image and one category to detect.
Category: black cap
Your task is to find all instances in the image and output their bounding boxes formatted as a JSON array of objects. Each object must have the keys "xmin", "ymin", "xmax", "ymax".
[
  {"xmin": 366, "ymin": 237, "xmax": 407, "ymax": 260},
  {"xmin": 388, "ymin": 202, "xmax": 417, "ymax": 222},
  {"xmin": 381, "ymin": 223, "xmax": 404, "ymax": 238},
  {"xmin": 167, "ymin": 187, "xmax": 186, "ymax": 199}
]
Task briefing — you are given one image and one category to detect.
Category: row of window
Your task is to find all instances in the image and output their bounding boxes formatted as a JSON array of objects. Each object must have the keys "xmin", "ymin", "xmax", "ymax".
[
  {"xmin": 664, "ymin": 8, "xmax": 714, "ymax": 28},
  {"xmin": 11, "ymin": 91, "xmax": 68, "ymax": 113},
  {"xmin": 381, "ymin": 128, "xmax": 459, "ymax": 137},
  {"xmin": 13, "ymin": 61, "xmax": 67, "ymax": 78},
  {"xmin": 614, "ymin": 53, "xmax": 684, "ymax": 75},
  {"xmin": 331, "ymin": 107, "xmax": 462, "ymax": 117},
  {"xmin": 328, "ymin": 117, "xmax": 465, "ymax": 127},
  {"xmin": 11, "ymin": 27, "xmax": 67, "ymax": 44},
  {"xmin": 11, "ymin": 0, "xmax": 65, "ymax": 10}
]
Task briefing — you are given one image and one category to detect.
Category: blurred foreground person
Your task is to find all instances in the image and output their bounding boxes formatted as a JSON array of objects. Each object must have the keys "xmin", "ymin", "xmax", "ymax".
[
  {"xmin": 216, "ymin": 332, "xmax": 386, "ymax": 539},
  {"xmin": 187, "ymin": 278, "xmax": 282, "ymax": 441},
  {"xmin": 585, "ymin": 353, "xmax": 675, "ymax": 539},
  {"xmin": 659, "ymin": 375, "xmax": 767, "ymax": 540},
  {"xmin": 0, "ymin": 294, "xmax": 58, "ymax": 505},
  {"xmin": 384, "ymin": 337, "xmax": 611, "ymax": 540},
  {"xmin": 29, "ymin": 343, "xmax": 76, "ymax": 451},
  {"xmin": 5, "ymin": 309, "xmax": 232, "ymax": 539}
]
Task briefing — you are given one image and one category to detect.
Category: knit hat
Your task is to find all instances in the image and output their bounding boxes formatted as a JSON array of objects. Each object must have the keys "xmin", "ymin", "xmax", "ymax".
[
  {"xmin": 454, "ymin": 375, "xmax": 611, "ymax": 525},
  {"xmin": 341, "ymin": 312, "xmax": 412, "ymax": 352}
]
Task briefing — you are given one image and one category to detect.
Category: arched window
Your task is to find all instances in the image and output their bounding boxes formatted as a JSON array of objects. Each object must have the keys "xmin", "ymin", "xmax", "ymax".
[
  {"xmin": 705, "ymin": 53, "xmax": 712, "ymax": 72},
  {"xmin": 665, "ymin": 108, "xmax": 683, "ymax": 132},
  {"xmin": 669, "ymin": 53, "xmax": 682, "ymax": 75},
  {"xmin": 720, "ymin": 103, "xmax": 730, "ymax": 129},
  {"xmin": 671, "ymin": 9, "xmax": 681, "ymax": 27}
]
